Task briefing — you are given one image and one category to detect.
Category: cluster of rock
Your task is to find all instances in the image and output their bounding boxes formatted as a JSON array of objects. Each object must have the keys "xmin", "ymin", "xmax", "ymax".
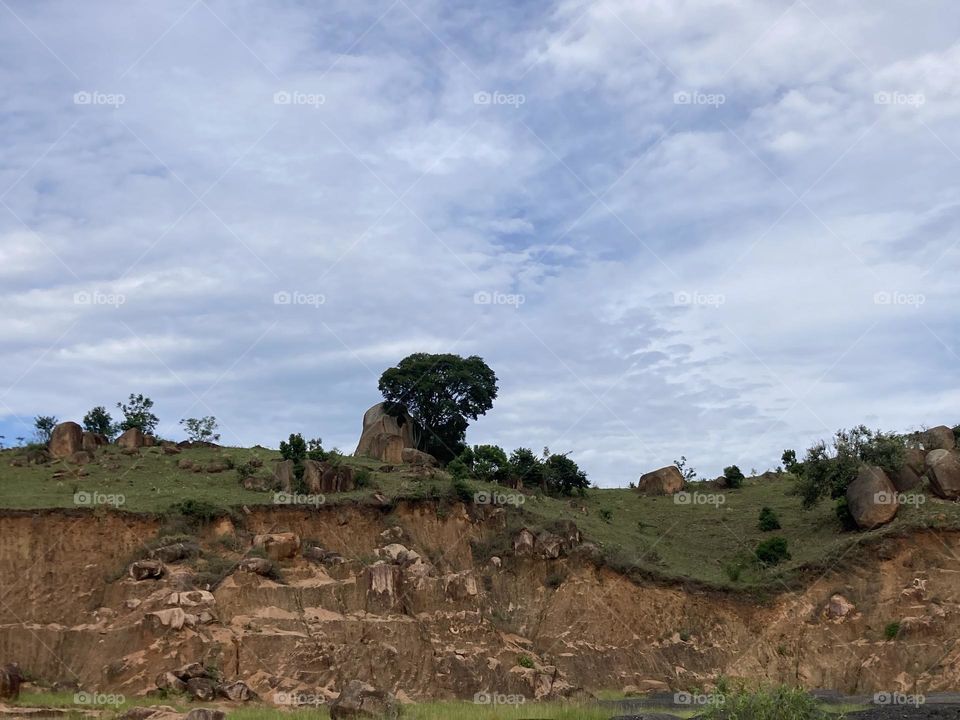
[
  {"xmin": 155, "ymin": 662, "xmax": 255, "ymax": 703},
  {"xmin": 512, "ymin": 522, "xmax": 583, "ymax": 560},
  {"xmin": 122, "ymin": 709, "xmax": 224, "ymax": 720}
]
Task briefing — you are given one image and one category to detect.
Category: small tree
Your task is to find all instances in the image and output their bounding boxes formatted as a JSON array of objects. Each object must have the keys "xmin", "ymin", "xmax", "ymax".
[
  {"xmin": 723, "ymin": 465, "xmax": 745, "ymax": 489},
  {"xmin": 673, "ymin": 455, "xmax": 697, "ymax": 482},
  {"xmin": 279, "ymin": 433, "xmax": 308, "ymax": 492},
  {"xmin": 180, "ymin": 416, "xmax": 220, "ymax": 443},
  {"xmin": 472, "ymin": 444, "xmax": 509, "ymax": 483},
  {"xmin": 755, "ymin": 537, "xmax": 790, "ymax": 566},
  {"xmin": 781, "ymin": 449, "xmax": 798, "ymax": 473},
  {"xmin": 83, "ymin": 406, "xmax": 116, "ymax": 439},
  {"xmin": 758, "ymin": 506, "xmax": 781, "ymax": 531},
  {"xmin": 543, "ymin": 452, "xmax": 589, "ymax": 496},
  {"xmin": 509, "ymin": 447, "xmax": 545, "ymax": 490},
  {"xmin": 117, "ymin": 394, "xmax": 159, "ymax": 434},
  {"xmin": 34, "ymin": 415, "xmax": 58, "ymax": 443}
]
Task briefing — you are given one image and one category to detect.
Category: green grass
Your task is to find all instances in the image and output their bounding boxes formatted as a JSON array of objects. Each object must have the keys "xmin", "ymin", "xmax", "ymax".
[{"xmin": 2, "ymin": 443, "xmax": 959, "ymax": 592}]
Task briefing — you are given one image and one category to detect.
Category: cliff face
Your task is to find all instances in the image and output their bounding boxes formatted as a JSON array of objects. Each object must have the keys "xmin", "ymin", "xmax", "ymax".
[{"xmin": 0, "ymin": 505, "xmax": 957, "ymax": 701}]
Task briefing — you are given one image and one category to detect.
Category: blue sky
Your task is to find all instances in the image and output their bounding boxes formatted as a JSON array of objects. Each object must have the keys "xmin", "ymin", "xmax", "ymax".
[{"xmin": 1, "ymin": 0, "xmax": 958, "ymax": 485}]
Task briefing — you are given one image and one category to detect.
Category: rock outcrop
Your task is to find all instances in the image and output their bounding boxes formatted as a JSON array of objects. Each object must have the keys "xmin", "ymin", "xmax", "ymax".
[
  {"xmin": 846, "ymin": 466, "xmax": 898, "ymax": 529},
  {"xmin": 329, "ymin": 680, "xmax": 400, "ymax": 719},
  {"xmin": 354, "ymin": 402, "xmax": 418, "ymax": 463},
  {"xmin": 926, "ymin": 449, "xmax": 960, "ymax": 499},
  {"xmin": 922, "ymin": 425, "xmax": 956, "ymax": 451},
  {"xmin": 48, "ymin": 422, "xmax": 83, "ymax": 459},
  {"xmin": 116, "ymin": 428, "xmax": 146, "ymax": 449},
  {"xmin": 0, "ymin": 663, "xmax": 23, "ymax": 700},
  {"xmin": 636, "ymin": 465, "xmax": 684, "ymax": 495}
]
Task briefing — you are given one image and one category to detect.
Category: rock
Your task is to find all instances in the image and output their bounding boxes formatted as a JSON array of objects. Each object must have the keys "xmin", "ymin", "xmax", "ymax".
[
  {"xmin": 253, "ymin": 532, "xmax": 300, "ymax": 560},
  {"xmin": 845, "ymin": 466, "xmax": 898, "ymax": 529},
  {"xmin": 220, "ymin": 680, "xmax": 256, "ymax": 702},
  {"xmin": 147, "ymin": 607, "xmax": 199, "ymax": 630},
  {"xmin": 636, "ymin": 466, "xmax": 684, "ymax": 495},
  {"xmin": 401, "ymin": 448, "xmax": 438, "ymax": 467},
  {"xmin": 889, "ymin": 463, "xmax": 922, "ymax": 492},
  {"xmin": 926, "ymin": 449, "xmax": 960, "ymax": 499},
  {"xmin": 922, "ymin": 425, "xmax": 956, "ymax": 451},
  {"xmin": 513, "ymin": 528, "xmax": 536, "ymax": 555},
  {"xmin": 143, "ymin": 434, "xmax": 157, "ymax": 447},
  {"xmin": 826, "ymin": 594, "xmax": 855, "ymax": 619},
  {"xmin": 66, "ymin": 450, "xmax": 93, "ymax": 465},
  {"xmin": 155, "ymin": 671, "xmax": 188, "ymax": 693},
  {"xmin": 205, "ymin": 460, "xmax": 229, "ymax": 474},
  {"xmin": 150, "ymin": 542, "xmax": 200, "ymax": 563},
  {"xmin": 121, "ymin": 706, "xmax": 181, "ymax": 720},
  {"xmin": 304, "ymin": 460, "xmax": 355, "ymax": 493},
  {"xmin": 904, "ymin": 447, "xmax": 927, "ymax": 474},
  {"xmin": 177, "ymin": 458, "xmax": 194, "ymax": 470},
  {"xmin": 173, "ymin": 662, "xmax": 208, "ymax": 680},
  {"xmin": 166, "ymin": 590, "xmax": 215, "ymax": 607},
  {"xmin": 273, "ymin": 459, "xmax": 294, "ymax": 492},
  {"xmin": 0, "ymin": 663, "xmax": 23, "ymax": 700},
  {"xmin": 377, "ymin": 543, "xmax": 416, "ymax": 564},
  {"xmin": 48, "ymin": 422, "xmax": 83, "ymax": 458},
  {"xmin": 129, "ymin": 559, "xmax": 164, "ymax": 581},
  {"xmin": 184, "ymin": 709, "xmax": 225, "ymax": 720},
  {"xmin": 162, "ymin": 444, "xmax": 181, "ymax": 455},
  {"xmin": 185, "ymin": 677, "xmax": 218, "ymax": 701},
  {"xmin": 330, "ymin": 680, "xmax": 400, "ymax": 719},
  {"xmin": 81, "ymin": 431, "xmax": 107, "ymax": 452},
  {"xmin": 536, "ymin": 532, "xmax": 564, "ymax": 559},
  {"xmin": 354, "ymin": 402, "xmax": 418, "ymax": 463},
  {"xmin": 116, "ymin": 428, "xmax": 146, "ymax": 449},
  {"xmin": 238, "ymin": 558, "xmax": 275, "ymax": 576}
]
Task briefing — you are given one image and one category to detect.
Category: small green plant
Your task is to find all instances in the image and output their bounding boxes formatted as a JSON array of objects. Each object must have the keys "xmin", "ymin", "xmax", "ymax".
[
  {"xmin": 545, "ymin": 570, "xmax": 567, "ymax": 589},
  {"xmin": 700, "ymin": 680, "xmax": 829, "ymax": 720},
  {"xmin": 673, "ymin": 455, "xmax": 697, "ymax": 482},
  {"xmin": 758, "ymin": 506, "xmax": 781, "ymax": 531},
  {"xmin": 599, "ymin": 508, "xmax": 613, "ymax": 523},
  {"xmin": 517, "ymin": 655, "xmax": 535, "ymax": 669},
  {"xmin": 449, "ymin": 477, "xmax": 474, "ymax": 504},
  {"xmin": 354, "ymin": 468, "xmax": 372, "ymax": 488},
  {"xmin": 884, "ymin": 621, "xmax": 901, "ymax": 640},
  {"xmin": 306, "ymin": 437, "xmax": 329, "ymax": 462},
  {"xmin": 834, "ymin": 496, "xmax": 858, "ymax": 531},
  {"xmin": 723, "ymin": 464, "xmax": 745, "ymax": 489},
  {"xmin": 116, "ymin": 394, "xmax": 159, "ymax": 434},
  {"xmin": 755, "ymin": 537, "xmax": 790, "ymax": 566}
]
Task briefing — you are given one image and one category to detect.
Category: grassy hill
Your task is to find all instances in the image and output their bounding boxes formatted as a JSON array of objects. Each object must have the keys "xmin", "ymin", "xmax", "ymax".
[{"xmin": 2, "ymin": 442, "xmax": 958, "ymax": 592}]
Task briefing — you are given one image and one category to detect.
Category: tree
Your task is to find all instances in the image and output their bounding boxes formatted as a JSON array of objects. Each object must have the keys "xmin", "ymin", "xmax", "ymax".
[
  {"xmin": 758, "ymin": 506, "xmax": 781, "ymax": 531},
  {"xmin": 34, "ymin": 415, "xmax": 58, "ymax": 443},
  {"xmin": 472, "ymin": 444, "xmax": 509, "ymax": 483},
  {"xmin": 723, "ymin": 465, "xmax": 745, "ymax": 489},
  {"xmin": 117, "ymin": 394, "xmax": 159, "ymax": 434},
  {"xmin": 543, "ymin": 452, "xmax": 589, "ymax": 496},
  {"xmin": 509, "ymin": 447, "xmax": 546, "ymax": 490},
  {"xmin": 378, "ymin": 353, "xmax": 498, "ymax": 462},
  {"xmin": 673, "ymin": 455, "xmax": 697, "ymax": 482},
  {"xmin": 279, "ymin": 433, "xmax": 308, "ymax": 493},
  {"xmin": 180, "ymin": 416, "xmax": 220, "ymax": 443},
  {"xmin": 83, "ymin": 406, "xmax": 116, "ymax": 439}
]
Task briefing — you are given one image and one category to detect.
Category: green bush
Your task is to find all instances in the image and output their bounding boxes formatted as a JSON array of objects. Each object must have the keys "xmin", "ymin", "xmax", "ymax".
[
  {"xmin": 517, "ymin": 655, "xmax": 535, "ymax": 669},
  {"xmin": 449, "ymin": 477, "xmax": 474, "ymax": 504},
  {"xmin": 700, "ymin": 680, "xmax": 832, "ymax": 720},
  {"xmin": 755, "ymin": 537, "xmax": 790, "ymax": 566},
  {"xmin": 599, "ymin": 508, "xmax": 613, "ymax": 523},
  {"xmin": 354, "ymin": 468, "xmax": 372, "ymax": 488},
  {"xmin": 834, "ymin": 497, "xmax": 858, "ymax": 531},
  {"xmin": 884, "ymin": 621, "xmax": 901, "ymax": 640},
  {"xmin": 508, "ymin": 447, "xmax": 545, "ymax": 489},
  {"xmin": 472, "ymin": 444, "xmax": 509, "ymax": 483},
  {"xmin": 723, "ymin": 465, "xmax": 745, "ymax": 489},
  {"xmin": 757, "ymin": 506, "xmax": 781, "ymax": 531}
]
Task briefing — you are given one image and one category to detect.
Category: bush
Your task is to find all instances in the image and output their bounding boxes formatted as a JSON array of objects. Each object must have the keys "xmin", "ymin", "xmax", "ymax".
[
  {"xmin": 180, "ymin": 416, "xmax": 220, "ymax": 443},
  {"xmin": 472, "ymin": 444, "xmax": 509, "ymax": 483},
  {"xmin": 446, "ymin": 457, "xmax": 471, "ymax": 480},
  {"xmin": 599, "ymin": 508, "xmax": 613, "ymax": 523},
  {"xmin": 884, "ymin": 621, "xmax": 901, "ymax": 640},
  {"xmin": 33, "ymin": 415, "xmax": 58, "ymax": 443},
  {"xmin": 834, "ymin": 497, "xmax": 858, "ymax": 531},
  {"xmin": 116, "ymin": 394, "xmax": 159, "ymax": 434},
  {"xmin": 165, "ymin": 499, "xmax": 228, "ymax": 529},
  {"xmin": 83, "ymin": 406, "xmax": 117, "ymax": 439},
  {"xmin": 723, "ymin": 465, "xmax": 745, "ymax": 489},
  {"xmin": 306, "ymin": 437, "xmax": 329, "ymax": 462},
  {"xmin": 673, "ymin": 455, "xmax": 697, "ymax": 482},
  {"xmin": 699, "ymin": 680, "xmax": 831, "ymax": 720},
  {"xmin": 517, "ymin": 655, "xmax": 535, "ymax": 669},
  {"xmin": 755, "ymin": 537, "xmax": 790, "ymax": 566},
  {"xmin": 449, "ymin": 477, "xmax": 474, "ymax": 504},
  {"xmin": 508, "ymin": 447, "xmax": 545, "ymax": 489},
  {"xmin": 758, "ymin": 507, "xmax": 781, "ymax": 531},
  {"xmin": 354, "ymin": 468, "xmax": 372, "ymax": 488},
  {"xmin": 543, "ymin": 452, "xmax": 589, "ymax": 496}
]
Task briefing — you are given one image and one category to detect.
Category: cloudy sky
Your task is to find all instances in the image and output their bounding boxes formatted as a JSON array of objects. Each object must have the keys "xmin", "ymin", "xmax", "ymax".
[{"xmin": 1, "ymin": 0, "xmax": 958, "ymax": 485}]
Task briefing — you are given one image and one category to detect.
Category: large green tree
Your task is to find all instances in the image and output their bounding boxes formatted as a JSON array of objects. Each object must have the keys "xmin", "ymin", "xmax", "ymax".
[{"xmin": 378, "ymin": 353, "xmax": 498, "ymax": 463}]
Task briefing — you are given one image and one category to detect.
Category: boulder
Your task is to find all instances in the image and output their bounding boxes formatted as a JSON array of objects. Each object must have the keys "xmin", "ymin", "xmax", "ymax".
[
  {"xmin": 253, "ymin": 532, "xmax": 300, "ymax": 560},
  {"xmin": 0, "ymin": 663, "xmax": 23, "ymax": 700},
  {"xmin": 636, "ymin": 465, "xmax": 684, "ymax": 495},
  {"xmin": 220, "ymin": 680, "xmax": 256, "ymax": 702},
  {"xmin": 184, "ymin": 710, "xmax": 225, "ymax": 720},
  {"xmin": 49, "ymin": 421, "xmax": 83, "ymax": 458},
  {"xmin": 273, "ymin": 459, "xmax": 294, "ymax": 493},
  {"xmin": 904, "ymin": 447, "xmax": 927, "ymax": 474},
  {"xmin": 401, "ymin": 448, "xmax": 439, "ymax": 467},
  {"xmin": 922, "ymin": 425, "xmax": 956, "ymax": 451},
  {"xmin": 129, "ymin": 559, "xmax": 164, "ymax": 581},
  {"xmin": 890, "ymin": 463, "xmax": 922, "ymax": 492},
  {"xmin": 116, "ymin": 428, "xmax": 145, "ymax": 449},
  {"xmin": 845, "ymin": 466, "xmax": 898, "ymax": 529},
  {"xmin": 81, "ymin": 431, "xmax": 108, "ymax": 452},
  {"xmin": 150, "ymin": 542, "xmax": 200, "ymax": 563},
  {"xmin": 67, "ymin": 450, "xmax": 93, "ymax": 465},
  {"xmin": 926, "ymin": 449, "xmax": 960, "ymax": 499},
  {"xmin": 304, "ymin": 460, "xmax": 355, "ymax": 493},
  {"xmin": 185, "ymin": 677, "xmax": 218, "ymax": 701},
  {"xmin": 826, "ymin": 594, "xmax": 855, "ymax": 619},
  {"xmin": 238, "ymin": 558, "xmax": 275, "ymax": 576},
  {"xmin": 354, "ymin": 402, "xmax": 418, "ymax": 463},
  {"xmin": 330, "ymin": 680, "xmax": 400, "ymax": 719},
  {"xmin": 512, "ymin": 528, "xmax": 535, "ymax": 555},
  {"xmin": 177, "ymin": 458, "xmax": 194, "ymax": 470},
  {"xmin": 143, "ymin": 434, "xmax": 157, "ymax": 447},
  {"xmin": 155, "ymin": 672, "xmax": 187, "ymax": 693}
]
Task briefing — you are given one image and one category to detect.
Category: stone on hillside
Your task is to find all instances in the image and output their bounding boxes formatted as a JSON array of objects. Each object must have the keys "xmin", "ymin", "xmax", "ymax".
[
  {"xmin": 845, "ymin": 466, "xmax": 898, "ymax": 529},
  {"xmin": 81, "ymin": 431, "xmax": 108, "ymax": 452},
  {"xmin": 161, "ymin": 444, "xmax": 181, "ymax": 455},
  {"xmin": 923, "ymin": 425, "xmax": 956, "ymax": 451},
  {"xmin": 330, "ymin": 680, "xmax": 400, "ymax": 719},
  {"xmin": 926, "ymin": 449, "xmax": 960, "ymax": 499},
  {"xmin": 150, "ymin": 541, "xmax": 200, "ymax": 563},
  {"xmin": 238, "ymin": 558, "xmax": 275, "ymax": 576},
  {"xmin": 220, "ymin": 680, "xmax": 256, "ymax": 702},
  {"xmin": 116, "ymin": 428, "xmax": 145, "ymax": 449},
  {"xmin": 143, "ymin": 434, "xmax": 157, "ymax": 447},
  {"xmin": 155, "ymin": 672, "xmax": 187, "ymax": 693},
  {"xmin": 67, "ymin": 450, "xmax": 93, "ymax": 465},
  {"xmin": 304, "ymin": 459, "xmax": 356, "ymax": 493},
  {"xmin": 636, "ymin": 465, "xmax": 684, "ymax": 495},
  {"xmin": 273, "ymin": 459, "xmax": 294, "ymax": 492},
  {"xmin": 401, "ymin": 448, "xmax": 439, "ymax": 467},
  {"xmin": 826, "ymin": 594, "xmax": 855, "ymax": 619},
  {"xmin": 904, "ymin": 447, "xmax": 927, "ymax": 474},
  {"xmin": 184, "ymin": 710, "xmax": 225, "ymax": 720},
  {"xmin": 129, "ymin": 559, "xmax": 164, "ymax": 581},
  {"xmin": 177, "ymin": 458, "xmax": 194, "ymax": 470},
  {"xmin": 0, "ymin": 663, "xmax": 23, "ymax": 700},
  {"xmin": 253, "ymin": 532, "xmax": 300, "ymax": 560},
  {"xmin": 890, "ymin": 463, "xmax": 922, "ymax": 492},
  {"xmin": 354, "ymin": 402, "xmax": 418, "ymax": 463},
  {"xmin": 49, "ymin": 421, "xmax": 83, "ymax": 458},
  {"xmin": 185, "ymin": 677, "xmax": 218, "ymax": 701},
  {"xmin": 513, "ymin": 528, "xmax": 535, "ymax": 555}
]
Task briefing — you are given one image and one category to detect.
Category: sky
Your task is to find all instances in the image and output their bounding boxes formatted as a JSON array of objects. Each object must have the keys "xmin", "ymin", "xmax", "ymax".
[{"xmin": 1, "ymin": 0, "xmax": 958, "ymax": 486}]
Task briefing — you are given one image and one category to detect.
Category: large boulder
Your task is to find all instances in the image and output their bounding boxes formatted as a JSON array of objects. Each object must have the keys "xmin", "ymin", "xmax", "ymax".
[
  {"xmin": 81, "ymin": 431, "xmax": 108, "ymax": 452},
  {"xmin": 636, "ymin": 465, "xmax": 684, "ymax": 495},
  {"xmin": 253, "ymin": 532, "xmax": 300, "ymax": 560},
  {"xmin": 129, "ymin": 560, "xmax": 164, "ymax": 581},
  {"xmin": 926, "ymin": 449, "xmax": 960, "ymax": 499},
  {"xmin": 329, "ymin": 680, "xmax": 400, "ymax": 719},
  {"xmin": 116, "ymin": 427, "xmax": 146, "ymax": 449},
  {"xmin": 0, "ymin": 663, "xmax": 23, "ymax": 700},
  {"xmin": 304, "ymin": 460, "xmax": 356, "ymax": 494},
  {"xmin": 49, "ymin": 421, "xmax": 83, "ymax": 458},
  {"xmin": 273, "ymin": 459, "xmax": 294, "ymax": 493},
  {"xmin": 184, "ymin": 710, "xmax": 225, "ymax": 720},
  {"xmin": 846, "ymin": 466, "xmax": 898, "ymax": 529},
  {"xmin": 401, "ymin": 448, "xmax": 439, "ymax": 467},
  {"xmin": 922, "ymin": 425, "xmax": 956, "ymax": 451},
  {"xmin": 354, "ymin": 402, "xmax": 418, "ymax": 463}
]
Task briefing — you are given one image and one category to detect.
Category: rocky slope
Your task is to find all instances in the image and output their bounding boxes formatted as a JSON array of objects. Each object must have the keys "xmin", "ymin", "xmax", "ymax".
[{"xmin": 0, "ymin": 504, "xmax": 958, "ymax": 703}]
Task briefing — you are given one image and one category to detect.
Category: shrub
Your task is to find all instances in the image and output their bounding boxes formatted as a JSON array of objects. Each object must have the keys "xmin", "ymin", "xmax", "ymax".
[
  {"xmin": 280, "ymin": 433, "xmax": 308, "ymax": 492},
  {"xmin": 673, "ymin": 455, "xmax": 697, "ymax": 482},
  {"xmin": 758, "ymin": 507, "xmax": 781, "ymax": 531},
  {"xmin": 33, "ymin": 415, "xmax": 58, "ymax": 443},
  {"xmin": 781, "ymin": 449, "xmax": 799, "ymax": 473},
  {"xmin": 834, "ymin": 497, "xmax": 858, "ymax": 531},
  {"xmin": 235, "ymin": 462, "xmax": 256, "ymax": 482},
  {"xmin": 884, "ymin": 621, "xmax": 901, "ymax": 640},
  {"xmin": 543, "ymin": 452, "xmax": 589, "ymax": 496},
  {"xmin": 517, "ymin": 655, "xmax": 535, "ymax": 669},
  {"xmin": 180, "ymin": 416, "xmax": 220, "ymax": 443},
  {"xmin": 472, "ymin": 444, "xmax": 509, "ymax": 483},
  {"xmin": 699, "ymin": 681, "xmax": 831, "ymax": 720},
  {"xmin": 165, "ymin": 499, "xmax": 228, "ymax": 530},
  {"xmin": 449, "ymin": 477, "xmax": 474, "ymax": 504},
  {"xmin": 116, "ymin": 394, "xmax": 159, "ymax": 434},
  {"xmin": 446, "ymin": 457, "xmax": 471, "ymax": 480},
  {"xmin": 508, "ymin": 447, "xmax": 545, "ymax": 489},
  {"xmin": 755, "ymin": 537, "xmax": 790, "ymax": 566},
  {"xmin": 83, "ymin": 406, "xmax": 116, "ymax": 439},
  {"xmin": 723, "ymin": 465, "xmax": 745, "ymax": 489},
  {"xmin": 599, "ymin": 509, "xmax": 613, "ymax": 523},
  {"xmin": 354, "ymin": 468, "xmax": 372, "ymax": 488},
  {"xmin": 545, "ymin": 570, "xmax": 567, "ymax": 589},
  {"xmin": 306, "ymin": 437, "xmax": 329, "ymax": 462}
]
